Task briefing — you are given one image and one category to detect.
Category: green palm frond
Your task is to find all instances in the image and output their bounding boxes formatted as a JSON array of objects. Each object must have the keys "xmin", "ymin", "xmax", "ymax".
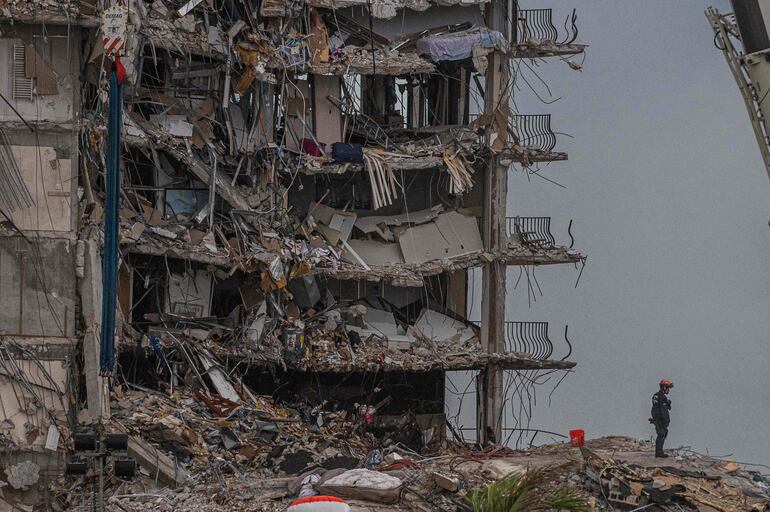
[
  {"xmin": 464, "ymin": 467, "xmax": 588, "ymax": 512},
  {"xmin": 547, "ymin": 489, "xmax": 589, "ymax": 511}
]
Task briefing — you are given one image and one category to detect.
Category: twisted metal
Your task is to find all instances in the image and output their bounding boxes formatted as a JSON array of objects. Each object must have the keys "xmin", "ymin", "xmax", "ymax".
[
  {"xmin": 504, "ymin": 322, "xmax": 573, "ymax": 361},
  {"xmin": 562, "ymin": 325, "xmax": 573, "ymax": 361},
  {"xmin": 511, "ymin": 114, "xmax": 557, "ymax": 152},
  {"xmin": 507, "ymin": 216, "xmax": 556, "ymax": 247},
  {"xmin": 504, "ymin": 321, "xmax": 554, "ymax": 360},
  {"xmin": 515, "ymin": 8, "xmax": 579, "ymax": 45}
]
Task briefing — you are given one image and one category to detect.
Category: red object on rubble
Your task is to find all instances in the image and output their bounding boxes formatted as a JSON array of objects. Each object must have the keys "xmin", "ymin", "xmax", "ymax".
[
  {"xmin": 569, "ymin": 429, "xmax": 585, "ymax": 447},
  {"xmin": 302, "ymin": 138, "xmax": 325, "ymax": 157},
  {"xmin": 287, "ymin": 496, "xmax": 350, "ymax": 512}
]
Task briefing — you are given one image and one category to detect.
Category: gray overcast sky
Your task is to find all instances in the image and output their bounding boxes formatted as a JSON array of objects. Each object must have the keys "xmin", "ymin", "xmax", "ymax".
[{"xmin": 459, "ymin": 0, "xmax": 770, "ymax": 464}]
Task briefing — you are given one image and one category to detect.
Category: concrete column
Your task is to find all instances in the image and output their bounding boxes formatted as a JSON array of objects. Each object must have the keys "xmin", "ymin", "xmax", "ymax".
[
  {"xmin": 79, "ymin": 236, "xmax": 109, "ymax": 419},
  {"xmin": 478, "ymin": 0, "xmax": 509, "ymax": 445}
]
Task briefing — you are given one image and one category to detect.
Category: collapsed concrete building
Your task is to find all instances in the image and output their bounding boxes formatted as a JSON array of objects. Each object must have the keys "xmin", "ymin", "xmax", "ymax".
[{"xmin": 0, "ymin": 0, "xmax": 589, "ymax": 508}]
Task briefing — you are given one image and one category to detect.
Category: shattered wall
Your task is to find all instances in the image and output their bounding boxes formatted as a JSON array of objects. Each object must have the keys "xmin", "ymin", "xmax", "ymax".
[
  {"xmin": 0, "ymin": 22, "xmax": 81, "ymax": 509},
  {"xmin": 0, "ymin": 336, "xmax": 73, "ymax": 509},
  {"xmin": 0, "ymin": 357, "xmax": 69, "ymax": 449},
  {"xmin": 0, "ymin": 238, "xmax": 76, "ymax": 337}
]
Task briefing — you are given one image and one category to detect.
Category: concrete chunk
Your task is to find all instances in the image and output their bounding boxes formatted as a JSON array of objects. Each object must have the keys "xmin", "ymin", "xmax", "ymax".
[
  {"xmin": 128, "ymin": 436, "xmax": 188, "ymax": 486},
  {"xmin": 432, "ymin": 472, "xmax": 459, "ymax": 492},
  {"xmin": 4, "ymin": 461, "xmax": 39, "ymax": 490}
]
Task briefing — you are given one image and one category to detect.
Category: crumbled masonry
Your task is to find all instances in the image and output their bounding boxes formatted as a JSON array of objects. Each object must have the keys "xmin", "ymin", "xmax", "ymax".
[{"xmin": 54, "ymin": 434, "xmax": 770, "ymax": 511}]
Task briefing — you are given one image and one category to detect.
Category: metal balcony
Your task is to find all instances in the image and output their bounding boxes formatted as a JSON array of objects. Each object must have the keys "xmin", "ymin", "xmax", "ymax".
[
  {"xmin": 514, "ymin": 8, "xmax": 578, "ymax": 46},
  {"xmin": 504, "ymin": 322, "xmax": 573, "ymax": 361},
  {"xmin": 508, "ymin": 216, "xmax": 555, "ymax": 247},
  {"xmin": 511, "ymin": 114, "xmax": 557, "ymax": 153},
  {"xmin": 507, "ymin": 216, "xmax": 577, "ymax": 249}
]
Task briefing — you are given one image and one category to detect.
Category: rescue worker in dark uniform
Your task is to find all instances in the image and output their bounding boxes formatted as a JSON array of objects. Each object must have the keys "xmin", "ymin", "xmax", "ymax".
[{"xmin": 649, "ymin": 379, "xmax": 674, "ymax": 458}]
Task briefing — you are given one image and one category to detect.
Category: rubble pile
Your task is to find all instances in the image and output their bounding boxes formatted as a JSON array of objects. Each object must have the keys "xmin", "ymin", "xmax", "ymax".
[
  {"xmin": 43, "ymin": 335, "xmax": 573, "ymax": 511},
  {"xmin": 46, "ymin": 342, "xmax": 483, "ymax": 511},
  {"xmin": 0, "ymin": 0, "xmax": 94, "ymax": 22},
  {"xmin": 51, "ymin": 425, "xmax": 770, "ymax": 511},
  {"xmin": 49, "ymin": 347, "xmax": 388, "ymax": 510},
  {"xmin": 109, "ymin": 389, "xmax": 372, "ymax": 469},
  {"xmin": 578, "ymin": 443, "xmax": 770, "ymax": 511},
  {"xmin": 494, "ymin": 438, "xmax": 770, "ymax": 512}
]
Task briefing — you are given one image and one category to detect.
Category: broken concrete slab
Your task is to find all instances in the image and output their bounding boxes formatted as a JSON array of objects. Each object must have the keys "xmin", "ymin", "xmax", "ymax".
[
  {"xmin": 128, "ymin": 436, "xmax": 189, "ymax": 486},
  {"xmin": 341, "ymin": 240, "xmax": 404, "ymax": 266},
  {"xmin": 124, "ymin": 222, "xmax": 145, "ymax": 242},
  {"xmin": 410, "ymin": 309, "xmax": 476, "ymax": 345},
  {"xmin": 197, "ymin": 348, "xmax": 240, "ymax": 402},
  {"xmin": 363, "ymin": 308, "xmax": 399, "ymax": 337},
  {"xmin": 354, "ymin": 205, "xmax": 444, "ymax": 239},
  {"xmin": 398, "ymin": 211, "xmax": 482, "ymax": 265},
  {"xmin": 310, "ymin": 203, "xmax": 357, "ymax": 245},
  {"xmin": 357, "ymin": 308, "xmax": 412, "ymax": 348},
  {"xmin": 150, "ymin": 114, "xmax": 194, "ymax": 137},
  {"xmin": 176, "ymin": 0, "xmax": 205, "ymax": 16}
]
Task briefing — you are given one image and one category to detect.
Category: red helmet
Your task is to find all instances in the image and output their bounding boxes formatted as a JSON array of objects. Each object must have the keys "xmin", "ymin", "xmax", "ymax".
[{"xmin": 659, "ymin": 379, "xmax": 674, "ymax": 388}]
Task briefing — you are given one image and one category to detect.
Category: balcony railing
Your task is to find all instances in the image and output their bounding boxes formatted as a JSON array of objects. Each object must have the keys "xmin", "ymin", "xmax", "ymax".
[
  {"xmin": 508, "ymin": 216, "xmax": 555, "ymax": 247},
  {"xmin": 514, "ymin": 8, "xmax": 579, "ymax": 46},
  {"xmin": 507, "ymin": 216, "xmax": 576, "ymax": 249},
  {"xmin": 511, "ymin": 114, "xmax": 557, "ymax": 153},
  {"xmin": 504, "ymin": 322, "xmax": 573, "ymax": 361}
]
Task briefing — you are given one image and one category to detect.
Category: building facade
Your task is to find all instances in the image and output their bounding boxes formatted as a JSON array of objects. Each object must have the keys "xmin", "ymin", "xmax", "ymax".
[{"xmin": 0, "ymin": 0, "xmax": 585, "ymax": 507}]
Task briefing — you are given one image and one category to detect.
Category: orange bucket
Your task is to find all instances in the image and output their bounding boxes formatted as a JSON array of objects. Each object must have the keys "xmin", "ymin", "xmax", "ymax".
[{"xmin": 569, "ymin": 429, "xmax": 585, "ymax": 447}]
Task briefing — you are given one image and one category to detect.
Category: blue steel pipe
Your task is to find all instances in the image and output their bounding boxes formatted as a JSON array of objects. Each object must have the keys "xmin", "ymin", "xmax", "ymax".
[{"xmin": 100, "ymin": 70, "xmax": 122, "ymax": 373}]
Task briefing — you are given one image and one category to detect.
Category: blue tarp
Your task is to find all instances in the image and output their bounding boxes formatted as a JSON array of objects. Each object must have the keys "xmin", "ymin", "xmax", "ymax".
[{"xmin": 332, "ymin": 143, "xmax": 364, "ymax": 164}]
